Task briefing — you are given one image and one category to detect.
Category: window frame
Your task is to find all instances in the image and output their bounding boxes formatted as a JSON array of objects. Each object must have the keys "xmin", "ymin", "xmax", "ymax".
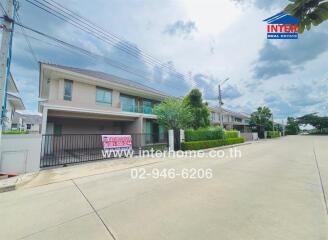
[
  {"xmin": 96, "ymin": 87, "xmax": 112, "ymax": 105},
  {"xmin": 63, "ymin": 79, "xmax": 73, "ymax": 101},
  {"xmin": 120, "ymin": 94, "xmax": 136, "ymax": 112}
]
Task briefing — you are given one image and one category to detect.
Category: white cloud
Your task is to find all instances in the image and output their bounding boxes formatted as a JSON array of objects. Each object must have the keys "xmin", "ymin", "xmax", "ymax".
[{"xmin": 8, "ymin": 0, "xmax": 328, "ymax": 119}]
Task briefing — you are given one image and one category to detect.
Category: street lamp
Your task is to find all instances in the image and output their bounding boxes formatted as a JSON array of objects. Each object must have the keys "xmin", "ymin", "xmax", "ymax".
[{"xmin": 218, "ymin": 78, "xmax": 230, "ymax": 128}]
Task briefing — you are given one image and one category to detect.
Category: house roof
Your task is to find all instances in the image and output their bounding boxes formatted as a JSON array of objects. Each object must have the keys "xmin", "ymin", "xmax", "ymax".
[
  {"xmin": 12, "ymin": 112, "xmax": 42, "ymax": 124},
  {"xmin": 7, "ymin": 92, "xmax": 25, "ymax": 110},
  {"xmin": 208, "ymin": 105, "xmax": 250, "ymax": 119},
  {"xmin": 41, "ymin": 63, "xmax": 168, "ymax": 97},
  {"xmin": 22, "ymin": 114, "xmax": 42, "ymax": 124},
  {"xmin": 8, "ymin": 73, "xmax": 19, "ymax": 94}
]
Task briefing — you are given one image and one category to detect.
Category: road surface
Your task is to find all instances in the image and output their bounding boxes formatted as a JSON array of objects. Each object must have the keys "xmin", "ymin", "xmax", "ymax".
[{"xmin": 0, "ymin": 136, "xmax": 327, "ymax": 240}]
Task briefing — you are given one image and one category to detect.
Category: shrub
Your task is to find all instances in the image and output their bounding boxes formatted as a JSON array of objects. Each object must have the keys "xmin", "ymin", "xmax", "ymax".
[
  {"xmin": 181, "ymin": 137, "xmax": 245, "ymax": 151},
  {"xmin": 143, "ymin": 143, "xmax": 167, "ymax": 151},
  {"xmin": 185, "ymin": 127, "xmax": 225, "ymax": 142},
  {"xmin": 224, "ymin": 130, "xmax": 239, "ymax": 139},
  {"xmin": 3, "ymin": 130, "xmax": 28, "ymax": 135},
  {"xmin": 267, "ymin": 131, "xmax": 280, "ymax": 138}
]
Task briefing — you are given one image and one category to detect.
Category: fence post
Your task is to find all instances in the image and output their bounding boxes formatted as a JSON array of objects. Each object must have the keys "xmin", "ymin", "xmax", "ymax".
[
  {"xmin": 180, "ymin": 129, "xmax": 185, "ymax": 143},
  {"xmin": 168, "ymin": 129, "xmax": 174, "ymax": 151}
]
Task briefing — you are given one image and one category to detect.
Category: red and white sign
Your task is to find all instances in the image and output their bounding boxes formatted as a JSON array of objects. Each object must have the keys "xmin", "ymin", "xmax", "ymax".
[{"xmin": 101, "ymin": 135, "xmax": 132, "ymax": 149}]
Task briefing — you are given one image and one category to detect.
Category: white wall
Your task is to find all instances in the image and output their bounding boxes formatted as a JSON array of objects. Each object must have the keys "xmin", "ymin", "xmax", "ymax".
[{"xmin": 0, "ymin": 134, "xmax": 41, "ymax": 174}]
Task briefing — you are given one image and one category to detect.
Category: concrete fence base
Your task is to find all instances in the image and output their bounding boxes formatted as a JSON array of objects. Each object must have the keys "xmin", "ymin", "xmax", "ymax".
[{"xmin": 0, "ymin": 134, "xmax": 41, "ymax": 174}]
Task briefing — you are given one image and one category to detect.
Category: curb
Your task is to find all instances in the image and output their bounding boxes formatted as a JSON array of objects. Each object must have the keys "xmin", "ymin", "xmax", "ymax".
[
  {"xmin": 0, "ymin": 177, "xmax": 18, "ymax": 193},
  {"xmin": 200, "ymin": 141, "xmax": 253, "ymax": 152}
]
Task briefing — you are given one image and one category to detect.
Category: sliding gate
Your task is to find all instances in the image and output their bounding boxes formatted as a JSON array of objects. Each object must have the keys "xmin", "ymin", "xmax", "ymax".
[{"xmin": 40, "ymin": 133, "xmax": 167, "ymax": 168}]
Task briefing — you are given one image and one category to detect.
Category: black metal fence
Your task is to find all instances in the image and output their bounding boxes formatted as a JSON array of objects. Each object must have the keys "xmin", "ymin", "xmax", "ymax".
[{"xmin": 40, "ymin": 133, "xmax": 168, "ymax": 168}]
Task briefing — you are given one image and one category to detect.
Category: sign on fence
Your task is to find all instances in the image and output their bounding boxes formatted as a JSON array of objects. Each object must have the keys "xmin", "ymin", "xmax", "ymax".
[{"xmin": 101, "ymin": 135, "xmax": 132, "ymax": 151}]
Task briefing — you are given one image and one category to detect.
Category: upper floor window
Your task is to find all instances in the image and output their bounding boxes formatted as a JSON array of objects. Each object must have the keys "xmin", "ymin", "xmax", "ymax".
[
  {"xmin": 64, "ymin": 80, "xmax": 73, "ymax": 101},
  {"xmin": 143, "ymin": 99, "xmax": 153, "ymax": 114},
  {"xmin": 96, "ymin": 87, "xmax": 112, "ymax": 105},
  {"xmin": 235, "ymin": 117, "xmax": 242, "ymax": 123},
  {"xmin": 120, "ymin": 94, "xmax": 136, "ymax": 112}
]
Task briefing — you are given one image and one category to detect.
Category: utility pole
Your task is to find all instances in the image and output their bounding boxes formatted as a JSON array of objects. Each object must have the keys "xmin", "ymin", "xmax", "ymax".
[
  {"xmin": 218, "ymin": 78, "xmax": 229, "ymax": 128},
  {"xmin": 0, "ymin": 0, "xmax": 14, "ymax": 130},
  {"xmin": 218, "ymin": 84, "xmax": 223, "ymax": 127},
  {"xmin": 0, "ymin": 0, "xmax": 15, "ymax": 157},
  {"xmin": 0, "ymin": 0, "xmax": 14, "ymax": 164},
  {"xmin": 272, "ymin": 113, "xmax": 274, "ymax": 131}
]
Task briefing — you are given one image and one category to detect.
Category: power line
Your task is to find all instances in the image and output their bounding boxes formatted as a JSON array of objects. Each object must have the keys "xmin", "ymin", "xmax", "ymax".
[
  {"xmin": 24, "ymin": 0, "xmax": 187, "ymax": 80},
  {"xmin": 0, "ymin": 1, "xmax": 6, "ymax": 15},
  {"xmin": 43, "ymin": 0, "xmax": 169, "ymax": 67},
  {"xmin": 14, "ymin": 29, "xmax": 89, "ymax": 56},
  {"xmin": 43, "ymin": 0, "xmax": 183, "ymax": 75},
  {"xmin": 15, "ymin": 11, "xmax": 38, "ymax": 67},
  {"xmin": 13, "ymin": 20, "xmax": 191, "ymax": 93}
]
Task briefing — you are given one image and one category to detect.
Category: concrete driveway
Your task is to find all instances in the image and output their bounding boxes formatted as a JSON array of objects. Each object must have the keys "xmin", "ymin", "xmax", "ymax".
[{"xmin": 0, "ymin": 136, "xmax": 327, "ymax": 240}]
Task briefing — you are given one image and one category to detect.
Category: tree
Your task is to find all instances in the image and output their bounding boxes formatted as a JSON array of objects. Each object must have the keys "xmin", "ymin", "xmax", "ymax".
[
  {"xmin": 183, "ymin": 89, "xmax": 210, "ymax": 129},
  {"xmin": 153, "ymin": 97, "xmax": 192, "ymax": 130},
  {"xmin": 285, "ymin": 117, "xmax": 300, "ymax": 135},
  {"xmin": 284, "ymin": 0, "xmax": 328, "ymax": 33},
  {"xmin": 249, "ymin": 106, "xmax": 273, "ymax": 131},
  {"xmin": 297, "ymin": 113, "xmax": 328, "ymax": 132}
]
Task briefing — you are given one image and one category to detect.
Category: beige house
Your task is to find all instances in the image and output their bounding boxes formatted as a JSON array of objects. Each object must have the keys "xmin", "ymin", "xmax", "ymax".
[
  {"xmin": 209, "ymin": 107, "xmax": 251, "ymax": 132},
  {"xmin": 3, "ymin": 73, "xmax": 25, "ymax": 131},
  {"xmin": 39, "ymin": 63, "xmax": 167, "ymax": 139}
]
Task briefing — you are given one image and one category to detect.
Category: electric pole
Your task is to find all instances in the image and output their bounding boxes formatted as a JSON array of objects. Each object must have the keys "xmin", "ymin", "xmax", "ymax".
[
  {"xmin": 0, "ymin": 0, "xmax": 14, "ymax": 133},
  {"xmin": 218, "ymin": 84, "xmax": 223, "ymax": 127},
  {"xmin": 218, "ymin": 78, "xmax": 229, "ymax": 128}
]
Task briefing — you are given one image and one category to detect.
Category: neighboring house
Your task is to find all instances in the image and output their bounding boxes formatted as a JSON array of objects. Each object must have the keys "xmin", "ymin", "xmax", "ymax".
[
  {"xmin": 2, "ymin": 73, "xmax": 25, "ymax": 131},
  {"xmin": 11, "ymin": 112, "xmax": 42, "ymax": 132},
  {"xmin": 38, "ymin": 63, "xmax": 167, "ymax": 141},
  {"xmin": 22, "ymin": 114, "xmax": 42, "ymax": 132},
  {"xmin": 209, "ymin": 107, "xmax": 251, "ymax": 132}
]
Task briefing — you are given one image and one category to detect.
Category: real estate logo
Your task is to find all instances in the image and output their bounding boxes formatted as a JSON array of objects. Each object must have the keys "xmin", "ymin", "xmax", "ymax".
[{"xmin": 263, "ymin": 12, "xmax": 300, "ymax": 40}]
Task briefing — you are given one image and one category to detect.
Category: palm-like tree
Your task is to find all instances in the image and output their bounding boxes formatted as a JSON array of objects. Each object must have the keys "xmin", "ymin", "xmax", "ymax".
[{"xmin": 284, "ymin": 0, "xmax": 328, "ymax": 33}]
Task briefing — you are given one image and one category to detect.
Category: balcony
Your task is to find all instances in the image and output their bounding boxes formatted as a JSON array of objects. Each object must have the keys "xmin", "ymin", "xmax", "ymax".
[{"xmin": 121, "ymin": 104, "xmax": 154, "ymax": 114}]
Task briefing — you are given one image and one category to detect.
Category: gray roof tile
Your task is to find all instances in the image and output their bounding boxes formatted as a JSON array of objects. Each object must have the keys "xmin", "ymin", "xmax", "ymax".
[{"xmin": 43, "ymin": 63, "xmax": 168, "ymax": 97}]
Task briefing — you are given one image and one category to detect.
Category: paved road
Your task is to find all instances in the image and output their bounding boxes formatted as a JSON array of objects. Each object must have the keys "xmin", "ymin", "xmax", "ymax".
[{"xmin": 0, "ymin": 136, "xmax": 327, "ymax": 240}]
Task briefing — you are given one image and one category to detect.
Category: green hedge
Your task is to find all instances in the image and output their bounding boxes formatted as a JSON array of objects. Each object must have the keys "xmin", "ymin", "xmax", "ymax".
[
  {"xmin": 181, "ymin": 137, "xmax": 245, "ymax": 151},
  {"xmin": 142, "ymin": 143, "xmax": 167, "ymax": 151},
  {"xmin": 224, "ymin": 130, "xmax": 239, "ymax": 139},
  {"xmin": 267, "ymin": 131, "xmax": 280, "ymax": 138},
  {"xmin": 3, "ymin": 130, "xmax": 28, "ymax": 135},
  {"xmin": 185, "ymin": 127, "xmax": 225, "ymax": 142}
]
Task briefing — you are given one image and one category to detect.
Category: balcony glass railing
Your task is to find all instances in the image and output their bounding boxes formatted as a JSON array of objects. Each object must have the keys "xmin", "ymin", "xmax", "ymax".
[{"xmin": 121, "ymin": 104, "xmax": 154, "ymax": 114}]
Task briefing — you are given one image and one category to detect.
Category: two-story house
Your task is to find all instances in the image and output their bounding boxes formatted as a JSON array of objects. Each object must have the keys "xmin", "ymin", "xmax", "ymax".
[
  {"xmin": 209, "ymin": 107, "xmax": 251, "ymax": 132},
  {"xmin": 3, "ymin": 73, "xmax": 25, "ymax": 131},
  {"xmin": 39, "ymin": 63, "xmax": 167, "ymax": 143}
]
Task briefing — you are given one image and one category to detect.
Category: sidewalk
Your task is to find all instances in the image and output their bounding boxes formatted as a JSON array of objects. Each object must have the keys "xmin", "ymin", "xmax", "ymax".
[{"xmin": 1, "ymin": 156, "xmax": 166, "ymax": 192}]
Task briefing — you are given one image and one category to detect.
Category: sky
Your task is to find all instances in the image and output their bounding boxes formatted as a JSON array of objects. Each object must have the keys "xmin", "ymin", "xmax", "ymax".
[{"xmin": 3, "ymin": 0, "xmax": 328, "ymax": 121}]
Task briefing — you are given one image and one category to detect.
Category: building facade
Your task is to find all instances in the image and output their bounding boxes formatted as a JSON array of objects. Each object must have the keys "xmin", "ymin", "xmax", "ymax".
[
  {"xmin": 2, "ymin": 73, "xmax": 25, "ymax": 131},
  {"xmin": 39, "ymin": 63, "xmax": 167, "ymax": 142},
  {"xmin": 209, "ymin": 107, "xmax": 251, "ymax": 132}
]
